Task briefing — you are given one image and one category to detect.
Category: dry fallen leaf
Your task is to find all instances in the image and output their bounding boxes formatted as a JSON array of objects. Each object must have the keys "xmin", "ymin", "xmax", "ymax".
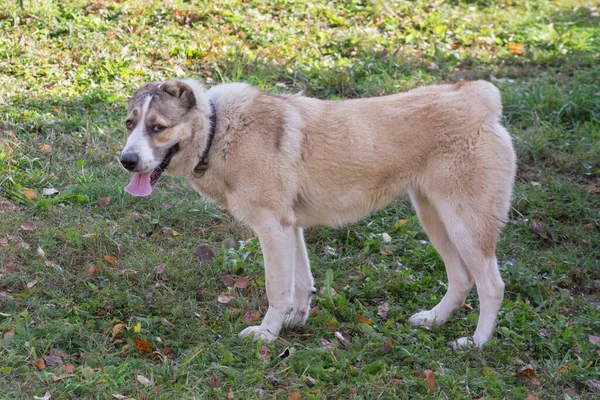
[
  {"xmin": 425, "ymin": 369, "xmax": 436, "ymax": 391},
  {"xmin": 27, "ymin": 280, "xmax": 39, "ymax": 289},
  {"xmin": 39, "ymin": 144, "xmax": 52, "ymax": 154},
  {"xmin": 98, "ymin": 197, "xmax": 111, "ymax": 207},
  {"xmin": 380, "ymin": 338, "xmax": 393, "ymax": 354},
  {"xmin": 194, "ymin": 245, "xmax": 215, "ymax": 264},
  {"xmin": 517, "ymin": 365, "xmax": 541, "ymax": 386},
  {"xmin": 222, "ymin": 274, "xmax": 235, "ymax": 287},
  {"xmin": 309, "ymin": 306, "xmax": 319, "ymax": 318},
  {"xmin": 112, "ymin": 323, "xmax": 127, "ymax": 339},
  {"xmin": 589, "ymin": 335, "xmax": 600, "ymax": 345},
  {"xmin": 234, "ymin": 278, "xmax": 251, "ymax": 289},
  {"xmin": 243, "ymin": 310, "xmax": 262, "ymax": 323},
  {"xmin": 508, "ymin": 43, "xmax": 524, "ymax": 55},
  {"xmin": 33, "ymin": 391, "xmax": 52, "ymax": 400},
  {"xmin": 357, "ymin": 315, "xmax": 373, "ymax": 325},
  {"xmin": 377, "ymin": 301, "xmax": 389, "ymax": 320},
  {"xmin": 259, "ymin": 345, "xmax": 272, "ymax": 361},
  {"xmin": 22, "ymin": 221, "xmax": 37, "ymax": 232},
  {"xmin": 33, "ymin": 359, "xmax": 46, "ymax": 370},
  {"xmin": 62, "ymin": 364, "xmax": 77, "ymax": 374},
  {"xmin": 103, "ymin": 255, "xmax": 117, "ymax": 264},
  {"xmin": 154, "ymin": 263, "xmax": 166, "ymax": 274},
  {"xmin": 227, "ymin": 388, "xmax": 235, "ymax": 399},
  {"xmin": 23, "ymin": 189, "xmax": 37, "ymax": 200},
  {"xmin": 218, "ymin": 295, "xmax": 233, "ymax": 304},
  {"xmin": 0, "ymin": 237, "xmax": 7, "ymax": 246},
  {"xmin": 288, "ymin": 392, "xmax": 302, "ymax": 400},
  {"xmin": 210, "ymin": 372, "xmax": 221, "ymax": 388},
  {"xmin": 51, "ymin": 374, "xmax": 72, "ymax": 382},
  {"xmin": 88, "ymin": 265, "xmax": 99, "ymax": 274},
  {"xmin": 528, "ymin": 219, "xmax": 549, "ymax": 240},
  {"xmin": 42, "ymin": 188, "xmax": 59, "ymax": 196},
  {"xmin": 136, "ymin": 374, "xmax": 152, "ymax": 386},
  {"xmin": 3, "ymin": 329, "xmax": 15, "ymax": 340},
  {"xmin": 133, "ymin": 338, "xmax": 153, "ymax": 355},
  {"xmin": 525, "ymin": 395, "xmax": 539, "ymax": 400},
  {"xmin": 381, "ymin": 232, "xmax": 392, "ymax": 243},
  {"xmin": 44, "ymin": 355, "xmax": 62, "ymax": 367}
]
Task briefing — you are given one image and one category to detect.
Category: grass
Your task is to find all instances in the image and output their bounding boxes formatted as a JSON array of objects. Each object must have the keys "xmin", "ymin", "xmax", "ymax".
[{"xmin": 0, "ymin": 0, "xmax": 599, "ymax": 398}]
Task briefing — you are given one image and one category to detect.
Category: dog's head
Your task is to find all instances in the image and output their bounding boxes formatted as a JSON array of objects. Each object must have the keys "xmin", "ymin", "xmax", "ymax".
[{"xmin": 120, "ymin": 79, "xmax": 210, "ymax": 197}]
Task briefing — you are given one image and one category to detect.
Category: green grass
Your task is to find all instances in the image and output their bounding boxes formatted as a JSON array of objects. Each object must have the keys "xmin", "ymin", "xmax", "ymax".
[{"xmin": 1, "ymin": 0, "xmax": 599, "ymax": 398}]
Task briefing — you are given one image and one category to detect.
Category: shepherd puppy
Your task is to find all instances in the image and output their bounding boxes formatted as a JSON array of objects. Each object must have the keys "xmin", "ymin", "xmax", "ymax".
[{"xmin": 120, "ymin": 79, "xmax": 516, "ymax": 349}]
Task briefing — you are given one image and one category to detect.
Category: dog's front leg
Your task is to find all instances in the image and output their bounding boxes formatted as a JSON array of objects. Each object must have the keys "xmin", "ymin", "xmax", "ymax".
[{"xmin": 239, "ymin": 214, "xmax": 295, "ymax": 343}]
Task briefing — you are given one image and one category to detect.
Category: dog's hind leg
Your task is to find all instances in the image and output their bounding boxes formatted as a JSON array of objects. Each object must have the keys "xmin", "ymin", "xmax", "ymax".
[
  {"xmin": 284, "ymin": 227, "xmax": 316, "ymax": 327},
  {"xmin": 408, "ymin": 189, "xmax": 474, "ymax": 328},
  {"xmin": 434, "ymin": 200, "xmax": 506, "ymax": 350},
  {"xmin": 239, "ymin": 211, "xmax": 296, "ymax": 343}
]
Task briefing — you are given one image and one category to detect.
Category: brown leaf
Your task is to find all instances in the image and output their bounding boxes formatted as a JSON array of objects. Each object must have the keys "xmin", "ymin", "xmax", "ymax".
[
  {"xmin": 222, "ymin": 274, "xmax": 235, "ymax": 287},
  {"xmin": 258, "ymin": 345, "xmax": 272, "ymax": 361},
  {"xmin": 133, "ymin": 338, "xmax": 153, "ymax": 355},
  {"xmin": 390, "ymin": 376, "xmax": 404, "ymax": 386},
  {"xmin": 357, "ymin": 315, "xmax": 373, "ymax": 325},
  {"xmin": 44, "ymin": 355, "xmax": 62, "ymax": 367},
  {"xmin": 217, "ymin": 295, "xmax": 233, "ymax": 304},
  {"xmin": 97, "ymin": 197, "xmax": 111, "ymax": 207},
  {"xmin": 51, "ymin": 374, "xmax": 72, "ymax": 382},
  {"xmin": 242, "ymin": 310, "xmax": 261, "ymax": 323},
  {"xmin": 277, "ymin": 348, "xmax": 291, "ymax": 359},
  {"xmin": 112, "ymin": 323, "xmax": 127, "ymax": 339},
  {"xmin": 309, "ymin": 306, "xmax": 319, "ymax": 318},
  {"xmin": 0, "ymin": 237, "xmax": 8, "ymax": 246},
  {"xmin": 23, "ymin": 189, "xmax": 37, "ymax": 200},
  {"xmin": 33, "ymin": 391, "xmax": 52, "ymax": 400},
  {"xmin": 103, "ymin": 255, "xmax": 117, "ymax": 264},
  {"xmin": 27, "ymin": 280, "xmax": 39, "ymax": 289},
  {"xmin": 3, "ymin": 329, "xmax": 15, "ymax": 340},
  {"xmin": 517, "ymin": 365, "xmax": 541, "ymax": 386},
  {"xmin": 528, "ymin": 220, "xmax": 549, "ymax": 240},
  {"xmin": 525, "ymin": 395, "xmax": 538, "ymax": 400},
  {"xmin": 88, "ymin": 265, "xmax": 99, "ymax": 274},
  {"xmin": 39, "ymin": 144, "xmax": 53, "ymax": 154},
  {"xmin": 136, "ymin": 374, "xmax": 152, "ymax": 386},
  {"xmin": 288, "ymin": 392, "xmax": 302, "ymax": 400},
  {"xmin": 154, "ymin": 263, "xmax": 166, "ymax": 274},
  {"xmin": 588, "ymin": 184, "xmax": 598, "ymax": 194},
  {"xmin": 321, "ymin": 338, "xmax": 338, "ymax": 350},
  {"xmin": 234, "ymin": 278, "xmax": 251, "ymax": 289},
  {"xmin": 380, "ymin": 337, "xmax": 393, "ymax": 354},
  {"xmin": 508, "ymin": 43, "xmax": 524, "ymax": 55},
  {"xmin": 425, "ymin": 369, "xmax": 435, "ymax": 391},
  {"xmin": 377, "ymin": 301, "xmax": 389, "ymax": 320},
  {"xmin": 62, "ymin": 364, "xmax": 77, "ymax": 374},
  {"xmin": 589, "ymin": 335, "xmax": 600, "ymax": 345},
  {"xmin": 223, "ymin": 238, "xmax": 236, "ymax": 249},
  {"xmin": 194, "ymin": 245, "xmax": 215, "ymax": 264},
  {"xmin": 227, "ymin": 388, "xmax": 235, "ymax": 399},
  {"xmin": 22, "ymin": 220, "xmax": 37, "ymax": 232},
  {"xmin": 33, "ymin": 359, "xmax": 46, "ymax": 370},
  {"xmin": 0, "ymin": 200, "xmax": 16, "ymax": 212},
  {"xmin": 210, "ymin": 372, "xmax": 221, "ymax": 388}
]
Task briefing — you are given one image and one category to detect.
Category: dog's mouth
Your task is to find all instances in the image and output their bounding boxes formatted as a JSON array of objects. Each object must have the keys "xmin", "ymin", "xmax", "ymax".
[{"xmin": 125, "ymin": 143, "xmax": 179, "ymax": 197}]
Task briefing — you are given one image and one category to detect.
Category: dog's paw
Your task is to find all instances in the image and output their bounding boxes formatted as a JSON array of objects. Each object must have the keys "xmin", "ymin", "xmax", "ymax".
[
  {"xmin": 408, "ymin": 310, "xmax": 442, "ymax": 329},
  {"xmin": 283, "ymin": 293, "xmax": 313, "ymax": 328},
  {"xmin": 449, "ymin": 336, "xmax": 484, "ymax": 351},
  {"xmin": 239, "ymin": 325, "xmax": 278, "ymax": 343}
]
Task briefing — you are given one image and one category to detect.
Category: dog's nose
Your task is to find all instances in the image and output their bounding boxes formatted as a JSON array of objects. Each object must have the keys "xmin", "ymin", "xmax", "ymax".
[{"xmin": 120, "ymin": 153, "xmax": 139, "ymax": 171}]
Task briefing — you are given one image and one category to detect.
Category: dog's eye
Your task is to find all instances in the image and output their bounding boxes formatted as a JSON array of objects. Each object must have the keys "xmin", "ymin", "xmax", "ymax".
[
  {"xmin": 151, "ymin": 125, "xmax": 166, "ymax": 133},
  {"xmin": 126, "ymin": 120, "xmax": 134, "ymax": 130}
]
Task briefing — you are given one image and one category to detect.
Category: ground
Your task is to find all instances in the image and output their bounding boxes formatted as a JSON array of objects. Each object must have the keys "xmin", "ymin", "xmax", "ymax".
[{"xmin": 0, "ymin": 0, "xmax": 599, "ymax": 398}]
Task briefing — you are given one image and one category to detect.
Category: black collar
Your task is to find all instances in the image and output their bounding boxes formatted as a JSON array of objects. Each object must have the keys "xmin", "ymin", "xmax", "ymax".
[{"xmin": 193, "ymin": 99, "xmax": 217, "ymax": 177}]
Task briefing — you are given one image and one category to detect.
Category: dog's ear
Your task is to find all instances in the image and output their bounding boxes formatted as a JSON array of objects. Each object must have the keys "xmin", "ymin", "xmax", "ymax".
[{"xmin": 161, "ymin": 80, "xmax": 196, "ymax": 110}]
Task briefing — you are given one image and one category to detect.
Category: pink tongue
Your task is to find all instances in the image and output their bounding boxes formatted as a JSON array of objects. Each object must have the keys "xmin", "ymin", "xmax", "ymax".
[{"xmin": 125, "ymin": 172, "xmax": 153, "ymax": 197}]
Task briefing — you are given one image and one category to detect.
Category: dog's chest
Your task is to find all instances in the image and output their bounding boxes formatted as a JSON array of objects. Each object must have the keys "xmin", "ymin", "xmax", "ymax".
[{"xmin": 187, "ymin": 173, "xmax": 230, "ymax": 206}]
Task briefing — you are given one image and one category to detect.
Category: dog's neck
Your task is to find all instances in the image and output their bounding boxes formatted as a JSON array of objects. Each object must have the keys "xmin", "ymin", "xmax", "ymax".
[{"xmin": 193, "ymin": 99, "xmax": 217, "ymax": 177}]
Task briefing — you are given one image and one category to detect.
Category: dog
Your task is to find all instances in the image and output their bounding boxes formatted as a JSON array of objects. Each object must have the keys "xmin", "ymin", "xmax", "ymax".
[{"xmin": 120, "ymin": 78, "xmax": 516, "ymax": 349}]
